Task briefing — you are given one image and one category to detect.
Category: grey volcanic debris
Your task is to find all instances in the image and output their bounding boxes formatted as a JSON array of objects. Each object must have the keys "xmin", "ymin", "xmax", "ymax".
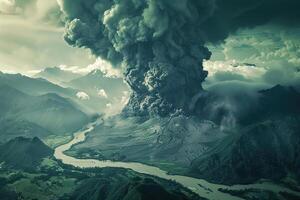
[{"xmin": 59, "ymin": 0, "xmax": 300, "ymax": 116}]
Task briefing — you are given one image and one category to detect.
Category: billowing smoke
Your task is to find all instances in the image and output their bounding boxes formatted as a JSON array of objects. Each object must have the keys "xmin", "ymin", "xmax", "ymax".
[{"xmin": 58, "ymin": 0, "xmax": 300, "ymax": 116}]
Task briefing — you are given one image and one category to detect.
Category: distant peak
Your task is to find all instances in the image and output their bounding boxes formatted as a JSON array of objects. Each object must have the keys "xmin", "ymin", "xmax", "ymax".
[
  {"xmin": 6, "ymin": 136, "xmax": 49, "ymax": 149},
  {"xmin": 259, "ymin": 84, "xmax": 299, "ymax": 95},
  {"xmin": 42, "ymin": 67, "xmax": 61, "ymax": 72},
  {"xmin": 0, "ymin": 136, "xmax": 53, "ymax": 170},
  {"xmin": 31, "ymin": 137, "xmax": 44, "ymax": 144},
  {"xmin": 89, "ymin": 69, "xmax": 104, "ymax": 76}
]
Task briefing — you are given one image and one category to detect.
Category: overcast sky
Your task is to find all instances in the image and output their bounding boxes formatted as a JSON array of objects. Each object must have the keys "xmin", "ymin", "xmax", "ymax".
[
  {"xmin": 0, "ymin": 0, "xmax": 95, "ymax": 75},
  {"xmin": 204, "ymin": 25, "xmax": 300, "ymax": 88}
]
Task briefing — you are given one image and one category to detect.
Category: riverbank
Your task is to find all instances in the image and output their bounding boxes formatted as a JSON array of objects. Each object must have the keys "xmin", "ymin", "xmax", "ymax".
[{"xmin": 54, "ymin": 120, "xmax": 300, "ymax": 200}]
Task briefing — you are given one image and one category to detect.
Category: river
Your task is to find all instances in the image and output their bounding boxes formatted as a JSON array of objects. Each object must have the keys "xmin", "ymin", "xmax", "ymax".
[{"xmin": 54, "ymin": 120, "xmax": 300, "ymax": 200}]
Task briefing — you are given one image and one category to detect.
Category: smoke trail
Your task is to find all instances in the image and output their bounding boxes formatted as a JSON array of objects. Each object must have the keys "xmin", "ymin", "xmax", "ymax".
[{"xmin": 59, "ymin": 0, "xmax": 300, "ymax": 116}]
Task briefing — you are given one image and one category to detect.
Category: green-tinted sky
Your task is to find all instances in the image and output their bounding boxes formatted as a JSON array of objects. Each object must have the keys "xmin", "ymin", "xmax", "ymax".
[
  {"xmin": 205, "ymin": 25, "xmax": 300, "ymax": 88},
  {"xmin": 0, "ymin": 0, "xmax": 94, "ymax": 75},
  {"xmin": 0, "ymin": 0, "xmax": 299, "ymax": 88}
]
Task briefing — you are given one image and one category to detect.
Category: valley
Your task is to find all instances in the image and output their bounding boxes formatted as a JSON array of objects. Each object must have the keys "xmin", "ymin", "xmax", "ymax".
[
  {"xmin": 54, "ymin": 117, "xmax": 300, "ymax": 200},
  {"xmin": 0, "ymin": 134, "xmax": 203, "ymax": 200},
  {"xmin": 1, "ymin": 69, "xmax": 300, "ymax": 200},
  {"xmin": 1, "ymin": 0, "xmax": 300, "ymax": 199}
]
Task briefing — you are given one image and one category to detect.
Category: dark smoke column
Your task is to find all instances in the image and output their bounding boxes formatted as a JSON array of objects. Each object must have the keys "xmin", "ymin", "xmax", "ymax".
[{"xmin": 60, "ymin": 0, "xmax": 213, "ymax": 116}]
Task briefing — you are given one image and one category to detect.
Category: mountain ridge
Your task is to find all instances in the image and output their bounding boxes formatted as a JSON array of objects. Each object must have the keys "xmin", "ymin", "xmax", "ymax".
[
  {"xmin": 0, "ymin": 137, "xmax": 53, "ymax": 170},
  {"xmin": 0, "ymin": 84, "xmax": 89, "ymax": 136},
  {"xmin": 34, "ymin": 67, "xmax": 80, "ymax": 84}
]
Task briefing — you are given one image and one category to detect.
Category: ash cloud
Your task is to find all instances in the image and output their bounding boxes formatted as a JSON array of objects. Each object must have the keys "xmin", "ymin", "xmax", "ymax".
[
  {"xmin": 199, "ymin": 0, "xmax": 300, "ymax": 42},
  {"xmin": 59, "ymin": 0, "xmax": 300, "ymax": 116}
]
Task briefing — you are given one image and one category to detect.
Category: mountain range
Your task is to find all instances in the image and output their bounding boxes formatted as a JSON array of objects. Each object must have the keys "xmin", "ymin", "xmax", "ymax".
[
  {"xmin": 33, "ymin": 68, "xmax": 129, "ymax": 113},
  {"xmin": 34, "ymin": 67, "xmax": 80, "ymax": 84},
  {"xmin": 0, "ymin": 68, "xmax": 130, "ymax": 143},
  {"xmin": 0, "ymin": 71, "xmax": 76, "ymax": 97},
  {"xmin": 66, "ymin": 69, "xmax": 127, "ymax": 97},
  {"xmin": 190, "ymin": 85, "xmax": 300, "ymax": 184},
  {"xmin": 1, "ymin": 66, "xmax": 300, "ymax": 195},
  {"xmin": 64, "ymin": 69, "xmax": 129, "ymax": 112},
  {"xmin": 0, "ymin": 85, "xmax": 89, "ymax": 142},
  {"xmin": 68, "ymin": 84, "xmax": 300, "ymax": 186}
]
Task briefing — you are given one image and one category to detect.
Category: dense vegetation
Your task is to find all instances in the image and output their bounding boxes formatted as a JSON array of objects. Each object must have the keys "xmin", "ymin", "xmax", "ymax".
[{"xmin": 0, "ymin": 137, "xmax": 202, "ymax": 200}]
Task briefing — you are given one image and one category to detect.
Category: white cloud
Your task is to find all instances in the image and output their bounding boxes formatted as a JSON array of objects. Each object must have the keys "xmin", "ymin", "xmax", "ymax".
[
  {"xmin": 56, "ymin": 58, "xmax": 121, "ymax": 77},
  {"xmin": 0, "ymin": 0, "xmax": 19, "ymax": 14},
  {"xmin": 86, "ymin": 58, "xmax": 122, "ymax": 78},
  {"xmin": 213, "ymin": 25, "xmax": 300, "ymax": 68},
  {"xmin": 103, "ymin": 91, "xmax": 130, "ymax": 116},
  {"xmin": 0, "ymin": 0, "xmax": 60, "ymax": 20},
  {"xmin": 35, "ymin": 0, "xmax": 58, "ymax": 19},
  {"xmin": 97, "ymin": 89, "xmax": 108, "ymax": 98},
  {"xmin": 204, "ymin": 60, "xmax": 265, "ymax": 79},
  {"xmin": 76, "ymin": 91, "xmax": 89, "ymax": 100},
  {"xmin": 0, "ymin": 15, "xmax": 94, "ymax": 75},
  {"xmin": 0, "ymin": 0, "xmax": 95, "ymax": 75},
  {"xmin": 120, "ymin": 91, "xmax": 130, "ymax": 105},
  {"xmin": 206, "ymin": 24, "xmax": 300, "ymax": 86}
]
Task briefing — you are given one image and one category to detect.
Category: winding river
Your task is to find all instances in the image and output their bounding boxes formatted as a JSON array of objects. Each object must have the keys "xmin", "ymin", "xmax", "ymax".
[{"xmin": 54, "ymin": 120, "xmax": 300, "ymax": 200}]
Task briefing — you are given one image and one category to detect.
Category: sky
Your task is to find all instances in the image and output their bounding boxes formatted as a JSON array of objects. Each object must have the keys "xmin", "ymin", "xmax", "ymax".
[
  {"xmin": 0, "ymin": 0, "xmax": 299, "ymax": 89},
  {"xmin": 204, "ymin": 24, "xmax": 300, "ymax": 89},
  {"xmin": 0, "ymin": 0, "xmax": 94, "ymax": 75}
]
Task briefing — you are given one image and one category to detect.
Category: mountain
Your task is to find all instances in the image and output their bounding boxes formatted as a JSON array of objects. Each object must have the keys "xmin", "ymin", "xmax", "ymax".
[
  {"xmin": 0, "ymin": 137, "xmax": 53, "ymax": 170},
  {"xmin": 0, "ymin": 71, "xmax": 76, "ymax": 97},
  {"xmin": 0, "ymin": 118, "xmax": 51, "ymax": 143},
  {"xmin": 0, "ymin": 70, "xmax": 129, "ymax": 114},
  {"xmin": 190, "ymin": 117, "xmax": 300, "ymax": 184},
  {"xmin": 60, "ymin": 168, "xmax": 202, "ymax": 200},
  {"xmin": 34, "ymin": 67, "xmax": 80, "ymax": 84},
  {"xmin": 0, "ymin": 85, "xmax": 89, "ymax": 135},
  {"xmin": 258, "ymin": 85, "xmax": 300, "ymax": 116},
  {"xmin": 65, "ymin": 69, "xmax": 129, "ymax": 112},
  {"xmin": 189, "ymin": 85, "xmax": 300, "ymax": 184},
  {"xmin": 68, "ymin": 114, "xmax": 227, "ymax": 175},
  {"xmin": 0, "ymin": 71, "xmax": 105, "ymax": 114},
  {"xmin": 66, "ymin": 69, "xmax": 127, "ymax": 96},
  {"xmin": 240, "ymin": 84, "xmax": 300, "ymax": 125}
]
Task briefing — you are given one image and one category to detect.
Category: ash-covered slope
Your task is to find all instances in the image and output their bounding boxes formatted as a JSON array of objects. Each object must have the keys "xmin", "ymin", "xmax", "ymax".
[
  {"xmin": 66, "ymin": 85, "xmax": 300, "ymax": 185},
  {"xmin": 190, "ymin": 85, "xmax": 300, "ymax": 184},
  {"xmin": 190, "ymin": 118, "xmax": 300, "ymax": 184},
  {"xmin": 66, "ymin": 114, "xmax": 227, "ymax": 174}
]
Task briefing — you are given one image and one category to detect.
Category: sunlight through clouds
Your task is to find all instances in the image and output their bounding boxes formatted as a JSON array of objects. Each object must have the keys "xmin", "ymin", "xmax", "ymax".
[{"xmin": 0, "ymin": 0, "xmax": 94, "ymax": 75}]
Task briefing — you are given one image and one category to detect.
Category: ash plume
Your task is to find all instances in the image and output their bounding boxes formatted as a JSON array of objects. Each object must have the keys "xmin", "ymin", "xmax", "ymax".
[{"xmin": 58, "ymin": 0, "xmax": 300, "ymax": 116}]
